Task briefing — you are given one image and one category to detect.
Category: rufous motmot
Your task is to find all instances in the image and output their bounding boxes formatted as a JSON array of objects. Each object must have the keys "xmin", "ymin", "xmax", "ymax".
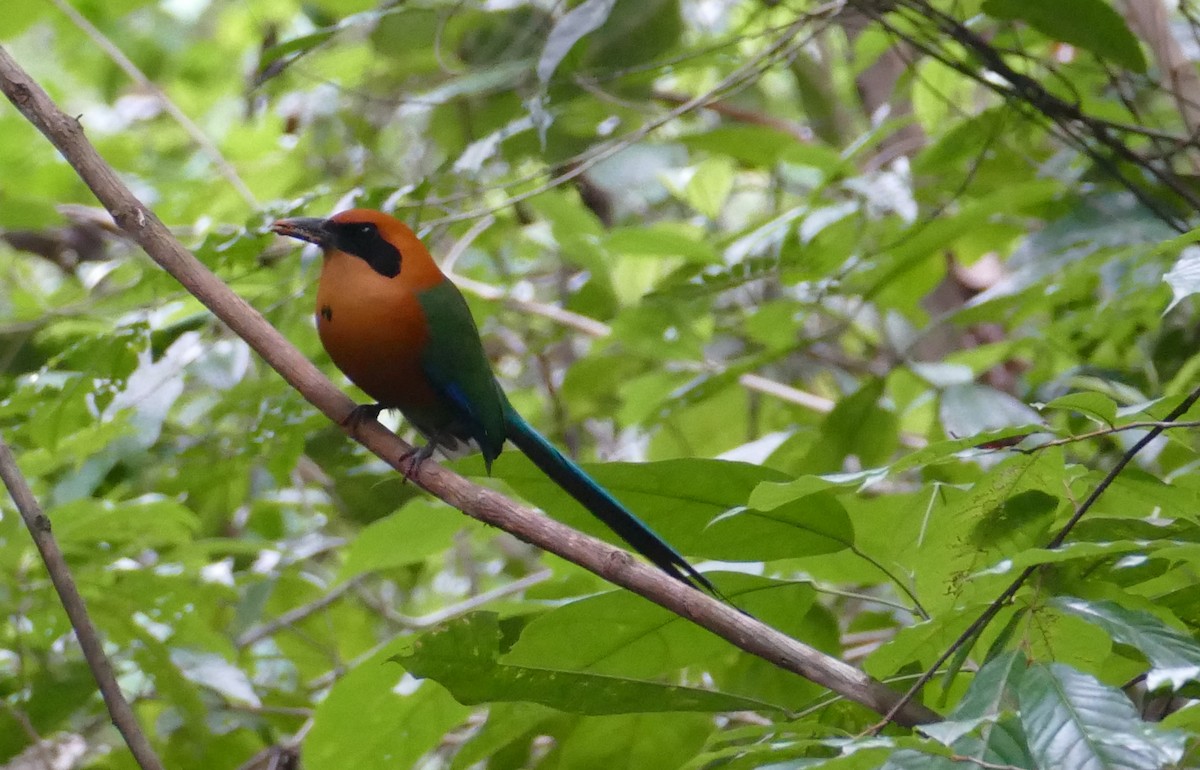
[{"xmin": 272, "ymin": 208, "xmax": 715, "ymax": 593}]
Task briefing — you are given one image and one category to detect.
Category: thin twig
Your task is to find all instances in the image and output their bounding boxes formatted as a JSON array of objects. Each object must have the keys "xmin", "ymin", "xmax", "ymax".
[
  {"xmin": 0, "ymin": 437, "xmax": 166, "ymax": 770},
  {"xmin": 363, "ymin": 568, "xmax": 552, "ymax": 629},
  {"xmin": 1023, "ymin": 419, "xmax": 1200, "ymax": 451},
  {"xmin": 0, "ymin": 701, "xmax": 53, "ymax": 770},
  {"xmin": 0, "ymin": 44, "xmax": 938, "ymax": 727},
  {"xmin": 948, "ymin": 754, "xmax": 1027, "ymax": 770},
  {"xmin": 312, "ymin": 569, "xmax": 555, "ymax": 691},
  {"xmin": 46, "ymin": 0, "xmax": 258, "ymax": 207},
  {"xmin": 439, "ymin": 219, "xmax": 855, "ymax": 413},
  {"xmin": 235, "ymin": 575, "xmax": 367, "ymax": 649},
  {"xmin": 423, "ymin": 2, "xmax": 844, "ymax": 226}
]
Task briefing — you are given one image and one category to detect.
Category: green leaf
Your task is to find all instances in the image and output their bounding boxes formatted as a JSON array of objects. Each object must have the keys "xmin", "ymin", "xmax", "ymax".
[
  {"xmin": 970, "ymin": 540, "xmax": 1154, "ymax": 577},
  {"xmin": 49, "ymin": 496, "xmax": 199, "ymax": 550},
  {"xmin": 1052, "ymin": 597, "xmax": 1200, "ymax": 691},
  {"xmin": 260, "ymin": 28, "xmax": 338, "ymax": 68},
  {"xmin": 681, "ymin": 126, "xmax": 802, "ymax": 167},
  {"xmin": 492, "ymin": 456, "xmax": 787, "ymax": 554},
  {"xmin": 801, "ymin": 378, "xmax": 898, "ymax": 472},
  {"xmin": 697, "ymin": 491, "xmax": 853, "ymax": 561},
  {"xmin": 940, "ymin": 383, "xmax": 1043, "ymax": 438},
  {"xmin": 556, "ymin": 712, "xmax": 713, "ymax": 770},
  {"xmin": 507, "ymin": 575, "xmax": 814, "ymax": 677},
  {"xmin": 169, "ymin": 649, "xmax": 260, "ymax": 707},
  {"xmin": 1041, "ymin": 392, "xmax": 1118, "ymax": 425},
  {"xmin": 394, "ymin": 612, "xmax": 783, "ymax": 714},
  {"xmin": 537, "ymin": 0, "xmax": 616, "ymax": 83},
  {"xmin": 1164, "ymin": 245, "xmax": 1200, "ymax": 312},
  {"xmin": 605, "ymin": 224, "xmax": 720, "ymax": 263},
  {"xmin": 880, "ymin": 749, "xmax": 962, "ymax": 770},
  {"xmin": 983, "ymin": 0, "xmax": 1147, "ymax": 72},
  {"xmin": 448, "ymin": 704, "xmax": 558, "ymax": 770},
  {"xmin": 1018, "ymin": 663, "xmax": 1185, "ymax": 770},
  {"xmin": 679, "ymin": 158, "xmax": 735, "ymax": 219},
  {"xmin": 305, "ymin": 641, "xmax": 471, "ymax": 770},
  {"xmin": 923, "ymin": 652, "xmax": 1027, "ymax": 746},
  {"xmin": 337, "ymin": 499, "xmax": 465, "ymax": 582}
]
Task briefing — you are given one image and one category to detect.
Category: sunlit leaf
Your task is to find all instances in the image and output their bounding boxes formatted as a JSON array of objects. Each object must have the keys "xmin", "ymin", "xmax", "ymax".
[
  {"xmin": 395, "ymin": 612, "xmax": 784, "ymax": 714},
  {"xmin": 1019, "ymin": 663, "xmax": 1185, "ymax": 770},
  {"xmin": 1052, "ymin": 597, "xmax": 1200, "ymax": 691}
]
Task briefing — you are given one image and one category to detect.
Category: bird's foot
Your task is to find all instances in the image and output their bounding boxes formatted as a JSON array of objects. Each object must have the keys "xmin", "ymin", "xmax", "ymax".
[
  {"xmin": 398, "ymin": 443, "xmax": 436, "ymax": 484},
  {"xmin": 342, "ymin": 403, "xmax": 385, "ymax": 435}
]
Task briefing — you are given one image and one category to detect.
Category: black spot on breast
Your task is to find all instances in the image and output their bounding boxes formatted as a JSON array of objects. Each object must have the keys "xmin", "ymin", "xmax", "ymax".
[
  {"xmin": 320, "ymin": 305, "xmax": 333, "ymax": 322},
  {"xmin": 329, "ymin": 221, "xmax": 402, "ymax": 278}
]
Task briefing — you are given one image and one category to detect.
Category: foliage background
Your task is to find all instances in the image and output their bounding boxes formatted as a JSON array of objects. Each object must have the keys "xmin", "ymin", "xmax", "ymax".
[{"xmin": 4, "ymin": 0, "xmax": 1200, "ymax": 767}]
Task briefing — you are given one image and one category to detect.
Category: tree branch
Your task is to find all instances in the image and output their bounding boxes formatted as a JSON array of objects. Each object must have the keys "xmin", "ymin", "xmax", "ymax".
[
  {"xmin": 0, "ymin": 437, "xmax": 165, "ymax": 770},
  {"xmin": 0, "ymin": 43, "xmax": 939, "ymax": 728}
]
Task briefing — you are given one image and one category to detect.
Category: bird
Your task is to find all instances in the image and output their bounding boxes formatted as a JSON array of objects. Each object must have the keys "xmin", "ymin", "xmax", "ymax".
[{"xmin": 271, "ymin": 208, "xmax": 716, "ymax": 594}]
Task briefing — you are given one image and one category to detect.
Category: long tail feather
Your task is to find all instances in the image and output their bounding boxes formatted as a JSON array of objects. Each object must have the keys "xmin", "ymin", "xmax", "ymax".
[{"xmin": 504, "ymin": 406, "xmax": 716, "ymax": 595}]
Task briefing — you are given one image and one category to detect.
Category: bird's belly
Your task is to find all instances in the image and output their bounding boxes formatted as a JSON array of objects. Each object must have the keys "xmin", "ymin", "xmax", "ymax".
[{"xmin": 315, "ymin": 295, "xmax": 439, "ymax": 411}]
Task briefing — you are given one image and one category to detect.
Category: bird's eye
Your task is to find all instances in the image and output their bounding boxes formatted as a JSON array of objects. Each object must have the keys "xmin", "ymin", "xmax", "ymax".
[{"xmin": 357, "ymin": 224, "xmax": 374, "ymax": 234}]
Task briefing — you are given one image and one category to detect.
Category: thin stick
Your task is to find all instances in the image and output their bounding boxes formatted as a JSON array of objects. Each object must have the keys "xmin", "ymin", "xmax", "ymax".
[
  {"xmin": 0, "ymin": 438, "xmax": 166, "ymax": 770},
  {"xmin": 311, "ymin": 570, "xmax": 555, "ymax": 691},
  {"xmin": 1024, "ymin": 419, "xmax": 1200, "ymax": 450},
  {"xmin": 235, "ymin": 575, "xmax": 367, "ymax": 649},
  {"xmin": 0, "ymin": 44, "xmax": 938, "ymax": 728},
  {"xmin": 46, "ymin": 0, "xmax": 258, "ymax": 207},
  {"xmin": 436, "ymin": 196, "xmax": 855, "ymax": 417}
]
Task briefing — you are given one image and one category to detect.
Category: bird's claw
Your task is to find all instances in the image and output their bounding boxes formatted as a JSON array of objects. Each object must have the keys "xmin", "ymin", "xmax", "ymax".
[
  {"xmin": 342, "ymin": 403, "xmax": 385, "ymax": 435},
  {"xmin": 397, "ymin": 444, "xmax": 434, "ymax": 484}
]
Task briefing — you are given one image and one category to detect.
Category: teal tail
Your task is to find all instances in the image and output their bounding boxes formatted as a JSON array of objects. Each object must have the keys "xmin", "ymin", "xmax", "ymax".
[{"xmin": 504, "ymin": 406, "xmax": 717, "ymax": 595}]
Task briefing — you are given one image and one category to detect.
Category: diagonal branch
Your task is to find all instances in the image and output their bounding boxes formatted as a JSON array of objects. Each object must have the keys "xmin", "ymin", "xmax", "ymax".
[
  {"xmin": 0, "ymin": 437, "xmax": 165, "ymax": 770},
  {"xmin": 0, "ymin": 43, "xmax": 939, "ymax": 728}
]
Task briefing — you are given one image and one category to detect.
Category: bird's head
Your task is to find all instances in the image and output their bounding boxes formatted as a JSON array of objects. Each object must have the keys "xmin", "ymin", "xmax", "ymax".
[{"xmin": 271, "ymin": 208, "xmax": 426, "ymax": 279}]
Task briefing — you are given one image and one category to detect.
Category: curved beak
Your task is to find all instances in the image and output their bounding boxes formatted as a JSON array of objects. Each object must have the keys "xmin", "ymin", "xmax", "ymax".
[{"xmin": 271, "ymin": 217, "xmax": 332, "ymax": 248}]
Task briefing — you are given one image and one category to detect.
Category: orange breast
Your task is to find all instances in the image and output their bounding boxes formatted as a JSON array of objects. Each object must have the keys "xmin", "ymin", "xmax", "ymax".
[{"xmin": 315, "ymin": 249, "xmax": 439, "ymax": 409}]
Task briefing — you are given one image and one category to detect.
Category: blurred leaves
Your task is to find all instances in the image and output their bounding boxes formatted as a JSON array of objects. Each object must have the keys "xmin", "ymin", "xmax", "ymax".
[{"xmin": 4, "ymin": 0, "xmax": 1200, "ymax": 768}]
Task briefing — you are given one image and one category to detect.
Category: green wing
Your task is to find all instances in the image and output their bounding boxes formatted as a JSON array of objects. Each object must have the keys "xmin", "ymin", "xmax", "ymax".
[{"xmin": 416, "ymin": 279, "xmax": 508, "ymax": 467}]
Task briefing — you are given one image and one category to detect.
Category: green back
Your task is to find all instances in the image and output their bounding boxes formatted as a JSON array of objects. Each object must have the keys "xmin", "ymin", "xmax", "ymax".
[{"xmin": 415, "ymin": 279, "xmax": 508, "ymax": 464}]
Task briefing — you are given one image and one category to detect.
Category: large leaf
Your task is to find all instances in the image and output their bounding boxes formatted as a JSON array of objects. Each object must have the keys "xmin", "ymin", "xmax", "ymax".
[
  {"xmin": 305, "ymin": 640, "xmax": 472, "ymax": 770},
  {"xmin": 505, "ymin": 575, "xmax": 815, "ymax": 677},
  {"xmin": 697, "ymin": 491, "xmax": 853, "ymax": 561},
  {"xmin": 336, "ymin": 498, "xmax": 466, "ymax": 582},
  {"xmin": 983, "ymin": 0, "xmax": 1147, "ymax": 72},
  {"xmin": 394, "ymin": 612, "xmax": 784, "ymax": 715},
  {"xmin": 490, "ymin": 456, "xmax": 787, "ymax": 552},
  {"xmin": 1052, "ymin": 597, "xmax": 1200, "ymax": 691},
  {"xmin": 48, "ymin": 496, "xmax": 199, "ymax": 550},
  {"xmin": 537, "ymin": 0, "xmax": 616, "ymax": 83},
  {"xmin": 1018, "ymin": 663, "xmax": 1185, "ymax": 770}
]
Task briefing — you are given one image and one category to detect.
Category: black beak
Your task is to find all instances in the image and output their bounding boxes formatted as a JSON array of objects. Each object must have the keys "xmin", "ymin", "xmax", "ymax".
[{"xmin": 271, "ymin": 217, "xmax": 332, "ymax": 248}]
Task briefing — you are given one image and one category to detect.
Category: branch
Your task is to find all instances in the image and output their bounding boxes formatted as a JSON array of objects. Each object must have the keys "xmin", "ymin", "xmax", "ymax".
[
  {"xmin": 1025, "ymin": 419, "xmax": 1200, "ymax": 451},
  {"xmin": 0, "ymin": 44, "xmax": 939, "ymax": 728},
  {"xmin": 235, "ymin": 575, "xmax": 367, "ymax": 649},
  {"xmin": 0, "ymin": 437, "xmax": 165, "ymax": 770},
  {"xmin": 855, "ymin": 0, "xmax": 1198, "ymax": 231}
]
